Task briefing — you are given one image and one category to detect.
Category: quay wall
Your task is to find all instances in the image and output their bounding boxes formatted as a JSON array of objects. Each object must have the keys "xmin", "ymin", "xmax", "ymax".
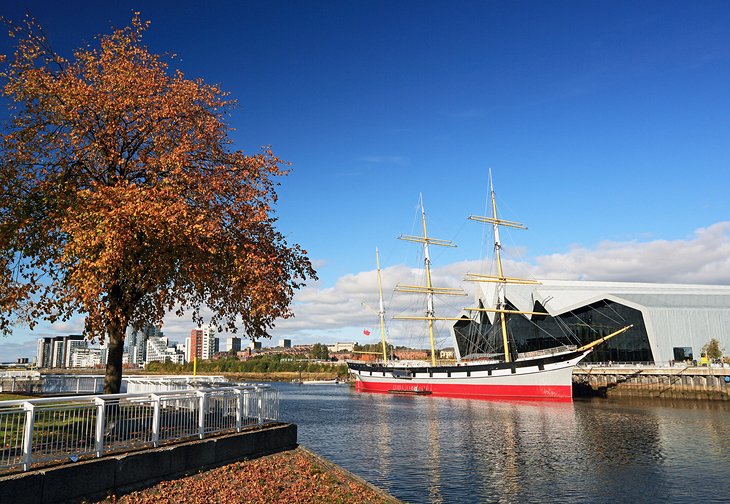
[
  {"xmin": 573, "ymin": 366, "xmax": 730, "ymax": 400},
  {"xmin": 0, "ymin": 423, "xmax": 297, "ymax": 504}
]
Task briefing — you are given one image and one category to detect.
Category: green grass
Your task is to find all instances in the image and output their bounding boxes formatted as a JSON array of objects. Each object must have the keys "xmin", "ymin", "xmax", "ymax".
[{"xmin": 0, "ymin": 393, "xmax": 34, "ymax": 401}]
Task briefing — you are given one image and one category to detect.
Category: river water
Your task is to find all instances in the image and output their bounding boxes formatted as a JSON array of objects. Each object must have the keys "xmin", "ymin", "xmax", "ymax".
[{"xmin": 273, "ymin": 382, "xmax": 730, "ymax": 503}]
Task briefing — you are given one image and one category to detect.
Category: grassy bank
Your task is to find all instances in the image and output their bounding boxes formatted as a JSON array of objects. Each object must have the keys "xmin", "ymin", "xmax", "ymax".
[
  {"xmin": 144, "ymin": 354, "xmax": 350, "ymax": 381},
  {"xmin": 222, "ymin": 371, "xmax": 344, "ymax": 383},
  {"xmin": 0, "ymin": 393, "xmax": 34, "ymax": 401}
]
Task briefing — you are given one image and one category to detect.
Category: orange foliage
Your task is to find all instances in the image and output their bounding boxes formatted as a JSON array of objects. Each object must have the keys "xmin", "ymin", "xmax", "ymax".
[
  {"xmin": 101, "ymin": 448, "xmax": 394, "ymax": 503},
  {"xmin": 0, "ymin": 15, "xmax": 316, "ymax": 391}
]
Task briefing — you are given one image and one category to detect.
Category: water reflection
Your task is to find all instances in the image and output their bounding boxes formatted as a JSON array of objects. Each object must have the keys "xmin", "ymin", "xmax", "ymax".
[
  {"xmin": 277, "ymin": 384, "xmax": 730, "ymax": 504},
  {"xmin": 374, "ymin": 396, "xmax": 391, "ymax": 485},
  {"xmin": 425, "ymin": 400, "xmax": 442, "ymax": 503}
]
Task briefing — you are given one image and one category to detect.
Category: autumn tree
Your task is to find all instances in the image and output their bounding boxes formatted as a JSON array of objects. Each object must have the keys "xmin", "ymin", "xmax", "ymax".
[
  {"xmin": 0, "ymin": 15, "xmax": 316, "ymax": 393},
  {"xmin": 702, "ymin": 338, "xmax": 723, "ymax": 360}
]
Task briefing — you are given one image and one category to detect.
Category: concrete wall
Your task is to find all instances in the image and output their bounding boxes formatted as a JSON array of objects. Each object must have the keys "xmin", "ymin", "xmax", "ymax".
[
  {"xmin": 0, "ymin": 423, "xmax": 297, "ymax": 504},
  {"xmin": 573, "ymin": 366, "xmax": 730, "ymax": 400}
]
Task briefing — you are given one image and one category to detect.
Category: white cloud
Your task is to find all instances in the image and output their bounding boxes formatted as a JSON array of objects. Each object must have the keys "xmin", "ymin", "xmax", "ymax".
[
  {"xmin": 270, "ymin": 221, "xmax": 730, "ymax": 346},
  {"xmin": 3, "ymin": 222, "xmax": 729, "ymax": 360},
  {"xmin": 533, "ymin": 222, "xmax": 730, "ymax": 283},
  {"xmin": 49, "ymin": 317, "xmax": 85, "ymax": 334}
]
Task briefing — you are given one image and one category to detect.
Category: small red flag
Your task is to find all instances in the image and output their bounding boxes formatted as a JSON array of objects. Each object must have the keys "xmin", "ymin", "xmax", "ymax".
[{"xmin": 363, "ymin": 329, "xmax": 371, "ymax": 336}]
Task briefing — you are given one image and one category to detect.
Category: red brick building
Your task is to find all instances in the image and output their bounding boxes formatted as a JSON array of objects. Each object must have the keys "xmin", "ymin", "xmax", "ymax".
[{"xmin": 188, "ymin": 329, "xmax": 204, "ymax": 361}]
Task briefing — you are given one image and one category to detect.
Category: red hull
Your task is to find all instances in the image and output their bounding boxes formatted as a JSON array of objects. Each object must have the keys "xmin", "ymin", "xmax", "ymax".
[{"xmin": 355, "ymin": 379, "xmax": 573, "ymax": 400}]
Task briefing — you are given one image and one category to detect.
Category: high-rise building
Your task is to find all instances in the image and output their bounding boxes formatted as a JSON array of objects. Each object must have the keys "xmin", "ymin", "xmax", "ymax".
[
  {"xmin": 145, "ymin": 337, "xmax": 185, "ymax": 365},
  {"xmin": 125, "ymin": 324, "xmax": 163, "ymax": 366},
  {"xmin": 70, "ymin": 347, "xmax": 103, "ymax": 368},
  {"xmin": 36, "ymin": 338, "xmax": 52, "ymax": 368},
  {"xmin": 51, "ymin": 338, "xmax": 65, "ymax": 368},
  {"xmin": 202, "ymin": 326, "xmax": 218, "ymax": 360},
  {"xmin": 65, "ymin": 339, "xmax": 88, "ymax": 367},
  {"xmin": 278, "ymin": 339, "xmax": 292, "ymax": 348},
  {"xmin": 188, "ymin": 329, "xmax": 204, "ymax": 362},
  {"xmin": 225, "ymin": 337, "xmax": 242, "ymax": 352},
  {"xmin": 36, "ymin": 335, "xmax": 85, "ymax": 368},
  {"xmin": 125, "ymin": 327, "xmax": 145, "ymax": 365},
  {"xmin": 187, "ymin": 325, "xmax": 219, "ymax": 361}
]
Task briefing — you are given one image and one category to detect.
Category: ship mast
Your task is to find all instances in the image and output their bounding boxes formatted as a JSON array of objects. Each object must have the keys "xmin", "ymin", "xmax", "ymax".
[
  {"xmin": 375, "ymin": 247, "xmax": 388, "ymax": 363},
  {"xmin": 395, "ymin": 195, "xmax": 465, "ymax": 366},
  {"xmin": 463, "ymin": 172, "xmax": 633, "ymax": 362},
  {"xmin": 465, "ymin": 172, "xmax": 538, "ymax": 363},
  {"xmin": 491, "ymin": 174, "xmax": 510, "ymax": 362}
]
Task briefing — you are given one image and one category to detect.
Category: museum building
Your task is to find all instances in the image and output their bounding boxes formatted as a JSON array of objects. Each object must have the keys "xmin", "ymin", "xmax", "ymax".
[{"xmin": 451, "ymin": 280, "xmax": 730, "ymax": 364}]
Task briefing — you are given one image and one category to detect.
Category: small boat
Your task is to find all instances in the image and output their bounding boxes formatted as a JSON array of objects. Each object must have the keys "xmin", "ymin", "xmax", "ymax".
[{"xmin": 347, "ymin": 174, "xmax": 631, "ymax": 400}]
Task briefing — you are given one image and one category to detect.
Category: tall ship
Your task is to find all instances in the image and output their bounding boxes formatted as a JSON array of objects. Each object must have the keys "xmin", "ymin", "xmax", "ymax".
[{"xmin": 348, "ymin": 175, "xmax": 631, "ymax": 399}]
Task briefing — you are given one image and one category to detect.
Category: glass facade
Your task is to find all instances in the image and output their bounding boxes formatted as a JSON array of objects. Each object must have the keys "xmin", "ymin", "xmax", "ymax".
[
  {"xmin": 673, "ymin": 347, "xmax": 693, "ymax": 361},
  {"xmin": 453, "ymin": 299, "xmax": 654, "ymax": 363}
]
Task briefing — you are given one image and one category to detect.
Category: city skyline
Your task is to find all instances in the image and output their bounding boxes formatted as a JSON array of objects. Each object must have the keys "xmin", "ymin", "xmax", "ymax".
[{"xmin": 2, "ymin": 1, "xmax": 729, "ymax": 360}]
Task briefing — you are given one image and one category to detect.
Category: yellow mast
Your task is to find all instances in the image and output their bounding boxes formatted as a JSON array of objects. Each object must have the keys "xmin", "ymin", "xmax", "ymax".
[
  {"xmin": 421, "ymin": 202, "xmax": 437, "ymax": 366},
  {"xmin": 466, "ymin": 171, "xmax": 531, "ymax": 363},
  {"xmin": 395, "ymin": 196, "xmax": 465, "ymax": 366},
  {"xmin": 466, "ymin": 173, "xmax": 632, "ymax": 362},
  {"xmin": 375, "ymin": 247, "xmax": 388, "ymax": 363},
  {"xmin": 492, "ymin": 178, "xmax": 510, "ymax": 362}
]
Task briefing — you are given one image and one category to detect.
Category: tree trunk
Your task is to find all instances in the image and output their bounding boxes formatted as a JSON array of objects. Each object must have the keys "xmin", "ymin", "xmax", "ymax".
[{"xmin": 104, "ymin": 321, "xmax": 126, "ymax": 394}]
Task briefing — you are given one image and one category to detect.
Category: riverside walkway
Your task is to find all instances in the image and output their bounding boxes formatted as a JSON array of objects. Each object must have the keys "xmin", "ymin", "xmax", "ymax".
[{"xmin": 0, "ymin": 385, "xmax": 278, "ymax": 474}]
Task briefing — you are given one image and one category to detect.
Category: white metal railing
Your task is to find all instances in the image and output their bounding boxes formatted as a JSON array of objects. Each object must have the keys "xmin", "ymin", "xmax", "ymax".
[
  {"xmin": 124, "ymin": 375, "xmax": 230, "ymax": 394},
  {"xmin": 0, "ymin": 371, "xmax": 41, "ymax": 380},
  {"xmin": 517, "ymin": 345, "xmax": 577, "ymax": 360},
  {"xmin": 576, "ymin": 361, "xmax": 730, "ymax": 369},
  {"xmin": 40, "ymin": 374, "xmax": 230, "ymax": 394},
  {"xmin": 0, "ymin": 371, "xmax": 43, "ymax": 393},
  {"xmin": 576, "ymin": 361, "xmax": 685, "ymax": 368},
  {"xmin": 42, "ymin": 374, "xmax": 107, "ymax": 394},
  {"xmin": 0, "ymin": 385, "xmax": 278, "ymax": 474}
]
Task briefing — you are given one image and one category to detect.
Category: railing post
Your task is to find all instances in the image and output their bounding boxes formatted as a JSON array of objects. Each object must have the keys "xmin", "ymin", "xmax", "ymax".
[
  {"xmin": 94, "ymin": 397, "xmax": 106, "ymax": 457},
  {"xmin": 152, "ymin": 394, "xmax": 160, "ymax": 447},
  {"xmin": 235, "ymin": 388, "xmax": 243, "ymax": 432},
  {"xmin": 197, "ymin": 390, "xmax": 206, "ymax": 439},
  {"xmin": 270, "ymin": 389, "xmax": 278, "ymax": 421},
  {"xmin": 242, "ymin": 389, "xmax": 250, "ymax": 424},
  {"xmin": 257, "ymin": 388, "xmax": 263, "ymax": 425},
  {"xmin": 22, "ymin": 402, "xmax": 35, "ymax": 471}
]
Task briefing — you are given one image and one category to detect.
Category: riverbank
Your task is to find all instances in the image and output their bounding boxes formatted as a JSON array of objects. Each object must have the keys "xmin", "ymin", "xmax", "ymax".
[
  {"xmin": 221, "ymin": 370, "xmax": 343, "ymax": 383},
  {"xmin": 97, "ymin": 446, "xmax": 399, "ymax": 504}
]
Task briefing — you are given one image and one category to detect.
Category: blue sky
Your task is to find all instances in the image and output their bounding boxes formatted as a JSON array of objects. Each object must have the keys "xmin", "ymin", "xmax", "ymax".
[{"xmin": 2, "ymin": 1, "xmax": 730, "ymax": 360}]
